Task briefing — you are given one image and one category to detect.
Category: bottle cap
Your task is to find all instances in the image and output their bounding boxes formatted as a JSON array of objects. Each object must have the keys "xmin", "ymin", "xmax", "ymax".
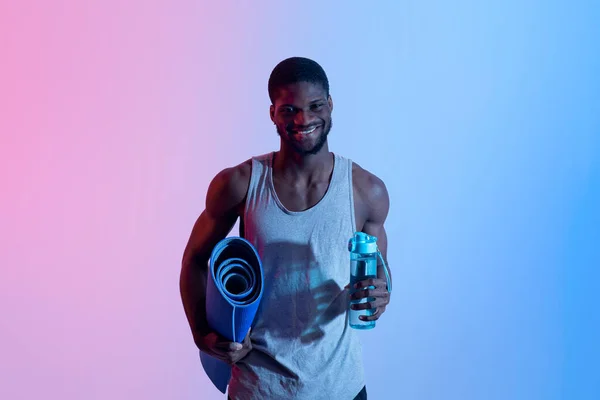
[{"xmin": 348, "ymin": 232, "xmax": 378, "ymax": 254}]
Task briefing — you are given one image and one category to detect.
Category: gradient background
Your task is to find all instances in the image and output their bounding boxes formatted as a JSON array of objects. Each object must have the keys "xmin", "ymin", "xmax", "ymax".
[{"xmin": 1, "ymin": 1, "xmax": 599, "ymax": 399}]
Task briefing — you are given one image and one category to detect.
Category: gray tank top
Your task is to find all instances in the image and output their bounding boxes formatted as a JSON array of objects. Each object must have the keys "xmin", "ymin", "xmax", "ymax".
[{"xmin": 228, "ymin": 152, "xmax": 365, "ymax": 400}]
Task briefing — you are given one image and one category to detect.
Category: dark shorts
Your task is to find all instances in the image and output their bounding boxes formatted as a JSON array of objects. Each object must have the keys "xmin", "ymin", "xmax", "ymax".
[
  {"xmin": 354, "ymin": 385, "xmax": 368, "ymax": 399},
  {"xmin": 227, "ymin": 385, "xmax": 367, "ymax": 399}
]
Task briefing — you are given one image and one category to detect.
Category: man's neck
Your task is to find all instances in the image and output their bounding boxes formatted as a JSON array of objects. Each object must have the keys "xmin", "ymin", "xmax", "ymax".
[{"xmin": 274, "ymin": 146, "xmax": 333, "ymax": 183}]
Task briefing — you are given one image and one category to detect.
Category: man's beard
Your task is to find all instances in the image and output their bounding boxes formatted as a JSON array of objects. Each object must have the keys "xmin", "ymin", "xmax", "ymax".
[{"xmin": 276, "ymin": 118, "xmax": 332, "ymax": 156}]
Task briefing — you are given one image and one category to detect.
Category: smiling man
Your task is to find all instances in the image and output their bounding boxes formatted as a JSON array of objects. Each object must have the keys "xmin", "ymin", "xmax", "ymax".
[{"xmin": 180, "ymin": 57, "xmax": 392, "ymax": 400}]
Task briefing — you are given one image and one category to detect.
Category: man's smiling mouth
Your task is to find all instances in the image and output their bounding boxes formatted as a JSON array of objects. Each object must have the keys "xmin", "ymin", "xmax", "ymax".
[{"xmin": 290, "ymin": 125, "xmax": 320, "ymax": 135}]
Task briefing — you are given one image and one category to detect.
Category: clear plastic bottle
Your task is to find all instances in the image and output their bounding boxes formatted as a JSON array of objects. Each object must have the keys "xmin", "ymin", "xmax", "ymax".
[{"xmin": 348, "ymin": 232, "xmax": 391, "ymax": 329}]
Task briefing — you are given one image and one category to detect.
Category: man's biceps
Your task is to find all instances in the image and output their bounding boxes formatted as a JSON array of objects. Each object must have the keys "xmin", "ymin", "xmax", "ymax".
[
  {"xmin": 362, "ymin": 221, "xmax": 384, "ymax": 237},
  {"xmin": 183, "ymin": 214, "xmax": 229, "ymax": 262}
]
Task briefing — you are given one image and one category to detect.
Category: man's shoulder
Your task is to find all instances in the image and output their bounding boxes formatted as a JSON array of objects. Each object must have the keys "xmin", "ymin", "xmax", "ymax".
[
  {"xmin": 207, "ymin": 158, "xmax": 252, "ymax": 213},
  {"xmin": 229, "ymin": 158, "xmax": 253, "ymax": 178},
  {"xmin": 351, "ymin": 162, "xmax": 387, "ymax": 195},
  {"xmin": 351, "ymin": 162, "xmax": 389, "ymax": 218},
  {"xmin": 215, "ymin": 152, "xmax": 273, "ymax": 192},
  {"xmin": 215, "ymin": 158, "xmax": 250, "ymax": 181}
]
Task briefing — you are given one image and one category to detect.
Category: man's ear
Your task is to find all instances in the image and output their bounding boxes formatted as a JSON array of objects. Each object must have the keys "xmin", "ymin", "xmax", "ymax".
[
  {"xmin": 328, "ymin": 95, "xmax": 333, "ymax": 112},
  {"xmin": 270, "ymin": 104, "xmax": 275, "ymax": 123}
]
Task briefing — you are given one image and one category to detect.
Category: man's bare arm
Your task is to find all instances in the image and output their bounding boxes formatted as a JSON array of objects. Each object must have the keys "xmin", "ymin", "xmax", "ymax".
[
  {"xmin": 350, "ymin": 169, "xmax": 392, "ymax": 322},
  {"xmin": 179, "ymin": 162, "xmax": 250, "ymax": 348},
  {"xmin": 361, "ymin": 173, "xmax": 392, "ymax": 287}
]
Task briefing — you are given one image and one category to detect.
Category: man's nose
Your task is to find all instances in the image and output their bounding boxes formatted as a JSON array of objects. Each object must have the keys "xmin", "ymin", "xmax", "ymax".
[{"xmin": 293, "ymin": 110, "xmax": 313, "ymax": 126}]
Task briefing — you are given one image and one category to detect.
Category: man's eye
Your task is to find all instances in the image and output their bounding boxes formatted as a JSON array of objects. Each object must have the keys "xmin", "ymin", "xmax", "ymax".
[
  {"xmin": 311, "ymin": 104, "xmax": 324, "ymax": 111},
  {"xmin": 280, "ymin": 107, "xmax": 294, "ymax": 113}
]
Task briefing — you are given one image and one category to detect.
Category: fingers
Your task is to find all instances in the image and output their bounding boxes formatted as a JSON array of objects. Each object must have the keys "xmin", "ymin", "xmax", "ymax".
[
  {"xmin": 229, "ymin": 329, "xmax": 253, "ymax": 363},
  {"xmin": 354, "ymin": 278, "xmax": 386, "ymax": 290},
  {"xmin": 203, "ymin": 331, "xmax": 253, "ymax": 365},
  {"xmin": 229, "ymin": 334, "xmax": 253, "ymax": 364},
  {"xmin": 350, "ymin": 297, "xmax": 388, "ymax": 311},
  {"xmin": 359, "ymin": 307, "xmax": 385, "ymax": 321},
  {"xmin": 214, "ymin": 342, "xmax": 251, "ymax": 365},
  {"xmin": 230, "ymin": 342, "xmax": 243, "ymax": 351},
  {"xmin": 350, "ymin": 287, "xmax": 390, "ymax": 301},
  {"xmin": 213, "ymin": 337, "xmax": 242, "ymax": 351},
  {"xmin": 350, "ymin": 280, "xmax": 389, "ymax": 321}
]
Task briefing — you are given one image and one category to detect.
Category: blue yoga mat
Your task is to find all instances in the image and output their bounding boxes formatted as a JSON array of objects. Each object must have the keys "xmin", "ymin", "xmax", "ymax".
[{"xmin": 200, "ymin": 236, "xmax": 264, "ymax": 393}]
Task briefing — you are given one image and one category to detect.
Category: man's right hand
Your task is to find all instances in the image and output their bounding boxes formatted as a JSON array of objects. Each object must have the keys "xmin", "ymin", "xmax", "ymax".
[{"xmin": 199, "ymin": 329, "xmax": 252, "ymax": 365}]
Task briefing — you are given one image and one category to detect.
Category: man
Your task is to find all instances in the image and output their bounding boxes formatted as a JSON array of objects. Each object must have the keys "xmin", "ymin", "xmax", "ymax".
[{"xmin": 180, "ymin": 57, "xmax": 392, "ymax": 399}]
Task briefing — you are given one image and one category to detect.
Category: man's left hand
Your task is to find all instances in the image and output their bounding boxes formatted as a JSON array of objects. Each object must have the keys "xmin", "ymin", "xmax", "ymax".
[{"xmin": 349, "ymin": 278, "xmax": 391, "ymax": 321}]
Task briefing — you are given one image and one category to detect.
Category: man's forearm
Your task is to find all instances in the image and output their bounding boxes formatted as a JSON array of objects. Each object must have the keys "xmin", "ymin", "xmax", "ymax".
[{"xmin": 180, "ymin": 259, "xmax": 211, "ymax": 344}]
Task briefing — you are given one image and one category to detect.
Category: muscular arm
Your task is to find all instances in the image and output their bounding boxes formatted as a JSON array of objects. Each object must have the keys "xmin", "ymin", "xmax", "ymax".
[
  {"xmin": 350, "ymin": 167, "xmax": 392, "ymax": 321},
  {"xmin": 361, "ymin": 173, "xmax": 392, "ymax": 288},
  {"xmin": 179, "ymin": 162, "xmax": 250, "ymax": 348}
]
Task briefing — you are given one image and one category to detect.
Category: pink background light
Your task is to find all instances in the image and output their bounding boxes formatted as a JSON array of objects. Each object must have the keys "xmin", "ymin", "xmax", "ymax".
[{"xmin": 0, "ymin": 2, "xmax": 267, "ymax": 398}]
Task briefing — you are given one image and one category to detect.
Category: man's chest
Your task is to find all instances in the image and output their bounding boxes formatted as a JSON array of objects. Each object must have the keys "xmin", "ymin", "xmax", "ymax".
[
  {"xmin": 271, "ymin": 178, "xmax": 331, "ymax": 213},
  {"xmin": 238, "ymin": 179, "xmax": 368, "ymax": 233}
]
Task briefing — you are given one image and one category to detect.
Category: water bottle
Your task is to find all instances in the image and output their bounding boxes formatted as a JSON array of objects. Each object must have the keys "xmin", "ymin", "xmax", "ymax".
[{"xmin": 348, "ymin": 232, "xmax": 391, "ymax": 329}]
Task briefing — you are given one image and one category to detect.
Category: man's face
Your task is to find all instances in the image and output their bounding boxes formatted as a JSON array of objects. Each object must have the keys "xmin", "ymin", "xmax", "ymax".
[{"xmin": 270, "ymin": 81, "xmax": 333, "ymax": 156}]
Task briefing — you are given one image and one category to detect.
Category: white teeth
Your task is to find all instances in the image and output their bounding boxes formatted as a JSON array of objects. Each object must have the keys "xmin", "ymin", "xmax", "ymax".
[{"xmin": 297, "ymin": 126, "xmax": 317, "ymax": 134}]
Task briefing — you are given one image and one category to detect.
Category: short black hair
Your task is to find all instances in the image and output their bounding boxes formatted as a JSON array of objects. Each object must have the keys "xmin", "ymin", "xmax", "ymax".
[{"xmin": 268, "ymin": 57, "xmax": 330, "ymax": 104}]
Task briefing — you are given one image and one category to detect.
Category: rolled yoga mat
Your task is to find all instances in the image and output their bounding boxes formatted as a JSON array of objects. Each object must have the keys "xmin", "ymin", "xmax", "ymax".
[{"xmin": 200, "ymin": 236, "xmax": 264, "ymax": 393}]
